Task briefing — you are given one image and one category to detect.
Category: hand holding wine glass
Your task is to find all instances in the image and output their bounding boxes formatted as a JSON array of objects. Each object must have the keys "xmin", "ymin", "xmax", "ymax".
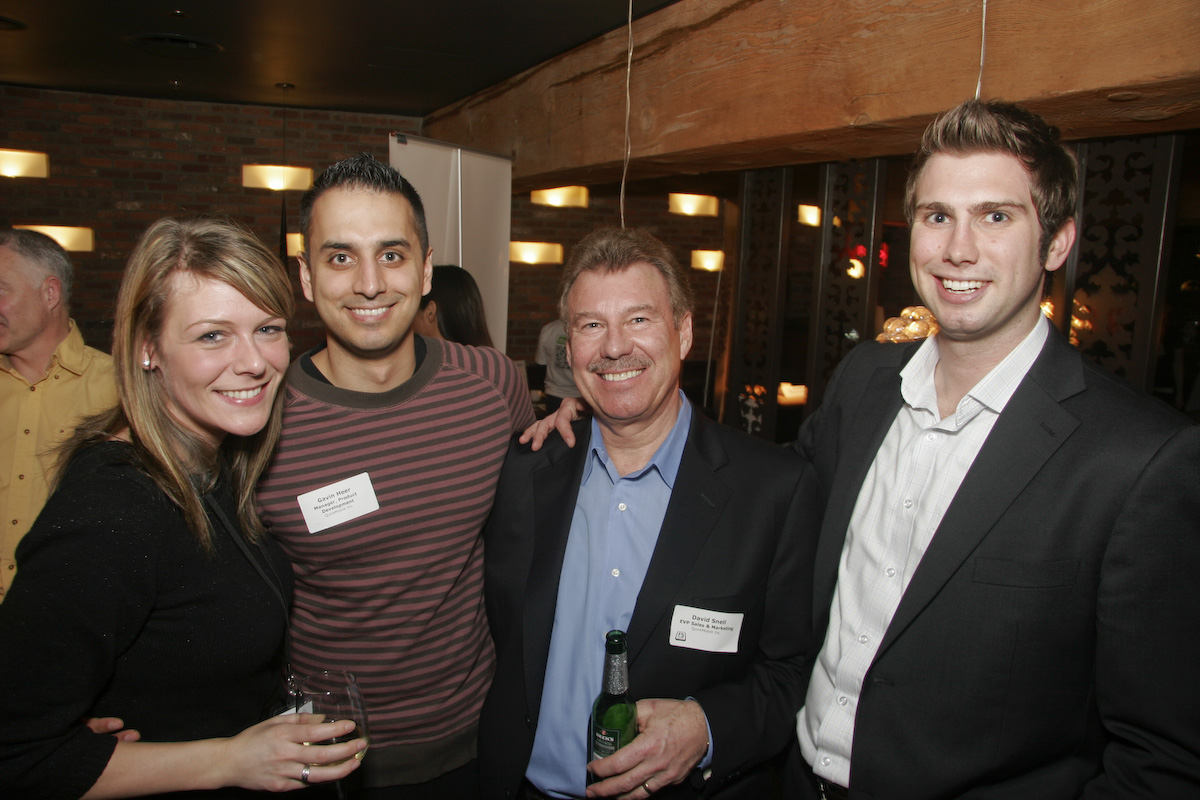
[
  {"xmin": 297, "ymin": 670, "xmax": 371, "ymax": 765},
  {"xmin": 213, "ymin": 713, "xmax": 364, "ymax": 790}
]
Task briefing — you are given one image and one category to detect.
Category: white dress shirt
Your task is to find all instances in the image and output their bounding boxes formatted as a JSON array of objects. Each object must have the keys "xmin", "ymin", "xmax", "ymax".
[{"xmin": 798, "ymin": 317, "xmax": 1050, "ymax": 787}]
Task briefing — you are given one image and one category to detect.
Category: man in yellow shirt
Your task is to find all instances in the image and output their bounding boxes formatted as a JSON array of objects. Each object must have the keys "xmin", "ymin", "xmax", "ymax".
[{"xmin": 0, "ymin": 229, "xmax": 115, "ymax": 602}]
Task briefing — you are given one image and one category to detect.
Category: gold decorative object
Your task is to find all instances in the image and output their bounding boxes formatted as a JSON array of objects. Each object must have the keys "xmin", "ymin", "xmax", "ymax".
[{"xmin": 877, "ymin": 306, "xmax": 939, "ymax": 343}]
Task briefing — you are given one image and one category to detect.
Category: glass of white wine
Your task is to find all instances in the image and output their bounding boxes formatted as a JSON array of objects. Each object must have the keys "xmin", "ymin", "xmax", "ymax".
[{"xmin": 297, "ymin": 670, "xmax": 370, "ymax": 768}]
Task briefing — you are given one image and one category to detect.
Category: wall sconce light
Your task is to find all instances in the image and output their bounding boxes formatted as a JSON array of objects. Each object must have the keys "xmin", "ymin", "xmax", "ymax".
[
  {"xmin": 797, "ymin": 204, "xmax": 821, "ymax": 227},
  {"xmin": 242, "ymin": 165, "xmax": 313, "ymax": 191},
  {"xmin": 777, "ymin": 382, "xmax": 809, "ymax": 406},
  {"xmin": 13, "ymin": 225, "xmax": 94, "ymax": 252},
  {"xmin": 669, "ymin": 193, "xmax": 719, "ymax": 217},
  {"xmin": 691, "ymin": 250, "xmax": 724, "ymax": 272},
  {"xmin": 0, "ymin": 148, "xmax": 49, "ymax": 178},
  {"xmin": 846, "ymin": 258, "xmax": 865, "ymax": 279},
  {"xmin": 531, "ymin": 186, "xmax": 589, "ymax": 208},
  {"xmin": 509, "ymin": 241, "xmax": 564, "ymax": 265},
  {"xmin": 286, "ymin": 233, "xmax": 305, "ymax": 257}
]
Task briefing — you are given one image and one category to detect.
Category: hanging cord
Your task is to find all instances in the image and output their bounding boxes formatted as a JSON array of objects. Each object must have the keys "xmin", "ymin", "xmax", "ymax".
[
  {"xmin": 975, "ymin": 0, "xmax": 988, "ymax": 100},
  {"xmin": 619, "ymin": 0, "xmax": 634, "ymax": 228}
]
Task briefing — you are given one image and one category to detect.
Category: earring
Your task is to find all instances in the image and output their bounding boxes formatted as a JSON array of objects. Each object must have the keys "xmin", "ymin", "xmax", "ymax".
[{"xmin": 142, "ymin": 359, "xmax": 151, "ymax": 369}]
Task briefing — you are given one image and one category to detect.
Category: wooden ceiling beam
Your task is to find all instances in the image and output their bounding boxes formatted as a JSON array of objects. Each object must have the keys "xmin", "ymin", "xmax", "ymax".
[{"xmin": 423, "ymin": 0, "xmax": 1200, "ymax": 192}]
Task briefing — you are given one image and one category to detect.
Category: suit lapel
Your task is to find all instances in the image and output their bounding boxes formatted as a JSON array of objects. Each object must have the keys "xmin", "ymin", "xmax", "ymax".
[
  {"xmin": 876, "ymin": 332, "xmax": 1085, "ymax": 655},
  {"xmin": 522, "ymin": 425, "xmax": 590, "ymax": 712},
  {"xmin": 813, "ymin": 353, "xmax": 909, "ymax": 626},
  {"xmin": 626, "ymin": 413, "xmax": 730, "ymax": 664}
]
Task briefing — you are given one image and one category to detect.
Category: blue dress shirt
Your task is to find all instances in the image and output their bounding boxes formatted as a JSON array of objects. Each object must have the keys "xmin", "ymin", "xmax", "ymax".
[{"xmin": 526, "ymin": 396, "xmax": 693, "ymax": 797}]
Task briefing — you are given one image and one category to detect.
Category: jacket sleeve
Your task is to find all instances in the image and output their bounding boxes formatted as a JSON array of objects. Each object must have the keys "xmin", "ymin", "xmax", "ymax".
[{"xmin": 1084, "ymin": 423, "xmax": 1200, "ymax": 797}]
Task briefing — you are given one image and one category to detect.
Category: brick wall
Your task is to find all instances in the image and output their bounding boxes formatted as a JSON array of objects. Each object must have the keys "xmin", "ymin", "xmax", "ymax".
[
  {"xmin": 1, "ymin": 84, "xmax": 730, "ymax": 379},
  {"xmin": 506, "ymin": 187, "xmax": 729, "ymax": 373},
  {"xmin": 0, "ymin": 84, "xmax": 422, "ymax": 354}
]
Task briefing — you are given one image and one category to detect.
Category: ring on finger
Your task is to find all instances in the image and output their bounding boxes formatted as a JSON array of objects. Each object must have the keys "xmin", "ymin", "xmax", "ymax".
[
  {"xmin": 301, "ymin": 765, "xmax": 311, "ymax": 784},
  {"xmin": 643, "ymin": 780, "xmax": 653, "ymax": 795}
]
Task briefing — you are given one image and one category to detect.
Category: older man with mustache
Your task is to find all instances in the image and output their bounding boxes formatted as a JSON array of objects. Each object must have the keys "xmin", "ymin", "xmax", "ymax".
[{"xmin": 479, "ymin": 226, "xmax": 813, "ymax": 800}]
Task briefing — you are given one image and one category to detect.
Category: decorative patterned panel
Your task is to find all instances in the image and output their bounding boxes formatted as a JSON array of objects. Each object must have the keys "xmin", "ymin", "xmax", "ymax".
[
  {"xmin": 805, "ymin": 160, "xmax": 885, "ymax": 409},
  {"xmin": 728, "ymin": 168, "xmax": 792, "ymax": 438},
  {"xmin": 1073, "ymin": 136, "xmax": 1179, "ymax": 388}
]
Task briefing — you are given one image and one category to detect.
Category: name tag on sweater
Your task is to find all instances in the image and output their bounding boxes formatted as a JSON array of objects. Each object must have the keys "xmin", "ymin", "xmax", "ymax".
[
  {"xmin": 669, "ymin": 604, "xmax": 743, "ymax": 653},
  {"xmin": 297, "ymin": 472, "xmax": 380, "ymax": 533}
]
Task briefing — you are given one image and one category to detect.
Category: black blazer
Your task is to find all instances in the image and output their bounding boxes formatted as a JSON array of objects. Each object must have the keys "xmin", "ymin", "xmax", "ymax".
[
  {"xmin": 481, "ymin": 408, "xmax": 814, "ymax": 799},
  {"xmin": 791, "ymin": 330, "xmax": 1200, "ymax": 799}
]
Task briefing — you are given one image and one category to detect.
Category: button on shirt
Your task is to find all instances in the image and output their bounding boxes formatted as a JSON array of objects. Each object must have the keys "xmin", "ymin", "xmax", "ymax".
[
  {"xmin": 798, "ymin": 317, "xmax": 1049, "ymax": 787},
  {"xmin": 526, "ymin": 397, "xmax": 692, "ymax": 798},
  {"xmin": 1, "ymin": 322, "xmax": 115, "ymax": 601}
]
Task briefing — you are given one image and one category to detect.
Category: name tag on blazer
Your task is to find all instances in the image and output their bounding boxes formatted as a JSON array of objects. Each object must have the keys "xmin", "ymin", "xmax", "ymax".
[{"xmin": 669, "ymin": 604, "xmax": 744, "ymax": 653}]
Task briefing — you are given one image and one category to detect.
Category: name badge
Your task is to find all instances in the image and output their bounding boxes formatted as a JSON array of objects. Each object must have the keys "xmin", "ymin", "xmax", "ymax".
[
  {"xmin": 669, "ymin": 604, "xmax": 744, "ymax": 654},
  {"xmin": 297, "ymin": 472, "xmax": 380, "ymax": 534}
]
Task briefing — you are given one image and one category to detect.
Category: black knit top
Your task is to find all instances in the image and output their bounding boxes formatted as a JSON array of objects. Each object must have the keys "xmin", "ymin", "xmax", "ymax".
[{"xmin": 0, "ymin": 441, "xmax": 293, "ymax": 798}]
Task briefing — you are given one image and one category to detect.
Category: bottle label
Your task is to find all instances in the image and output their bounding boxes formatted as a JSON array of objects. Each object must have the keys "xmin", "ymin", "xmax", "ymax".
[{"xmin": 591, "ymin": 725, "xmax": 623, "ymax": 760}]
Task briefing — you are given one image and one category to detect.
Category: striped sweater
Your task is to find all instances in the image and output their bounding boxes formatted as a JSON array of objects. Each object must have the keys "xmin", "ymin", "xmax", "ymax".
[{"xmin": 258, "ymin": 336, "xmax": 535, "ymax": 784}]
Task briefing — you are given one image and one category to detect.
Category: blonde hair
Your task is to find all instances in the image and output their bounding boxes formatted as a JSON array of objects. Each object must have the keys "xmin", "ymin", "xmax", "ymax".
[{"xmin": 61, "ymin": 217, "xmax": 295, "ymax": 548}]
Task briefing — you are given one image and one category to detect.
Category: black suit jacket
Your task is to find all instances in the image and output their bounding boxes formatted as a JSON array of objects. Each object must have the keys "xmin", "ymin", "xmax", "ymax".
[
  {"xmin": 481, "ymin": 408, "xmax": 814, "ymax": 799},
  {"xmin": 791, "ymin": 330, "xmax": 1200, "ymax": 799}
]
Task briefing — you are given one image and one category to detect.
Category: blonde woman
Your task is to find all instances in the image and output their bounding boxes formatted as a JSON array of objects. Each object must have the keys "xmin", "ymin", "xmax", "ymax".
[{"xmin": 0, "ymin": 218, "xmax": 364, "ymax": 797}]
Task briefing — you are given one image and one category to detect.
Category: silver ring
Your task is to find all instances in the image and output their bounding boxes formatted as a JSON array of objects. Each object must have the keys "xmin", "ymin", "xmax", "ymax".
[
  {"xmin": 300, "ymin": 765, "xmax": 311, "ymax": 784},
  {"xmin": 643, "ymin": 780, "xmax": 653, "ymax": 795}
]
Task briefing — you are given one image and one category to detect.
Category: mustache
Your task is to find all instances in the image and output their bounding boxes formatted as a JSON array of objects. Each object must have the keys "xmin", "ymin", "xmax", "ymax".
[{"xmin": 587, "ymin": 356, "xmax": 650, "ymax": 374}]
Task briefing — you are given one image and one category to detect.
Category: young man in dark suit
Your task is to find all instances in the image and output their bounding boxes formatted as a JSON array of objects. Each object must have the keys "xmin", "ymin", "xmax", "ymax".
[
  {"xmin": 480, "ymin": 227, "xmax": 811, "ymax": 799},
  {"xmin": 792, "ymin": 99, "xmax": 1200, "ymax": 799}
]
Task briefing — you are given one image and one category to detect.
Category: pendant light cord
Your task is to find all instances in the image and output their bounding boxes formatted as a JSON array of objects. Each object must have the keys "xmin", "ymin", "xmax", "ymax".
[
  {"xmin": 620, "ymin": 0, "xmax": 633, "ymax": 228},
  {"xmin": 975, "ymin": 0, "xmax": 988, "ymax": 100}
]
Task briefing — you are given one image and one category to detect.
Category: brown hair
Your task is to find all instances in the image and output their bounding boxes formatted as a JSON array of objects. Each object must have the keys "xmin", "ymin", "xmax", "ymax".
[
  {"xmin": 419, "ymin": 265, "xmax": 493, "ymax": 348},
  {"xmin": 558, "ymin": 227, "xmax": 694, "ymax": 327},
  {"xmin": 904, "ymin": 99, "xmax": 1077, "ymax": 265},
  {"xmin": 59, "ymin": 217, "xmax": 295, "ymax": 548}
]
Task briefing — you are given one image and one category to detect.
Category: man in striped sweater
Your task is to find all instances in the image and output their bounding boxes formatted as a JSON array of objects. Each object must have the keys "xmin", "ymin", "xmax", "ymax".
[{"xmin": 257, "ymin": 154, "xmax": 535, "ymax": 798}]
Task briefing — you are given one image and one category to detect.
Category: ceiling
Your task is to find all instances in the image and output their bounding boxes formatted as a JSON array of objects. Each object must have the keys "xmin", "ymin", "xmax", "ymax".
[{"xmin": 0, "ymin": 0, "xmax": 680, "ymax": 117}]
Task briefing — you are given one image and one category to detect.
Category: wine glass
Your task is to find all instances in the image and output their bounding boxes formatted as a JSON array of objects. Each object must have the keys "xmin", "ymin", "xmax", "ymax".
[{"xmin": 296, "ymin": 670, "xmax": 370, "ymax": 770}]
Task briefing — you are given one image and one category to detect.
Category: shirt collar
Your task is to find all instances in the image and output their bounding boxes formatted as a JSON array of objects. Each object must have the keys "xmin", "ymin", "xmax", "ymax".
[
  {"xmin": 52, "ymin": 321, "xmax": 91, "ymax": 377},
  {"xmin": 966, "ymin": 315, "xmax": 1048, "ymax": 414},
  {"xmin": 900, "ymin": 315, "xmax": 1049, "ymax": 424},
  {"xmin": 0, "ymin": 320, "xmax": 88, "ymax": 380},
  {"xmin": 582, "ymin": 390, "xmax": 692, "ymax": 489}
]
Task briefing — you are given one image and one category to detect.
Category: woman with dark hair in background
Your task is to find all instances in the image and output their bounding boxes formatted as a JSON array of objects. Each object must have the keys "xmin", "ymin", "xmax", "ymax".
[
  {"xmin": 0, "ymin": 217, "xmax": 364, "ymax": 797},
  {"xmin": 413, "ymin": 264, "xmax": 494, "ymax": 348}
]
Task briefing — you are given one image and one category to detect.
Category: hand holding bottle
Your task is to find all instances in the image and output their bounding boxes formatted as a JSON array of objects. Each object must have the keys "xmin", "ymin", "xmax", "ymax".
[{"xmin": 585, "ymin": 697, "xmax": 709, "ymax": 798}]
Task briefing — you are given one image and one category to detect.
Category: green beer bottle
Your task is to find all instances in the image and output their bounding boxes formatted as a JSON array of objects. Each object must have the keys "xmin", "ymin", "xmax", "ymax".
[{"xmin": 589, "ymin": 630, "xmax": 638, "ymax": 774}]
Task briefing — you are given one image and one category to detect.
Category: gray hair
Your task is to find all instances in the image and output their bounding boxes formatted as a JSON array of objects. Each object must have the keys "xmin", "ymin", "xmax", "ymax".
[{"xmin": 0, "ymin": 228, "xmax": 74, "ymax": 306}]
